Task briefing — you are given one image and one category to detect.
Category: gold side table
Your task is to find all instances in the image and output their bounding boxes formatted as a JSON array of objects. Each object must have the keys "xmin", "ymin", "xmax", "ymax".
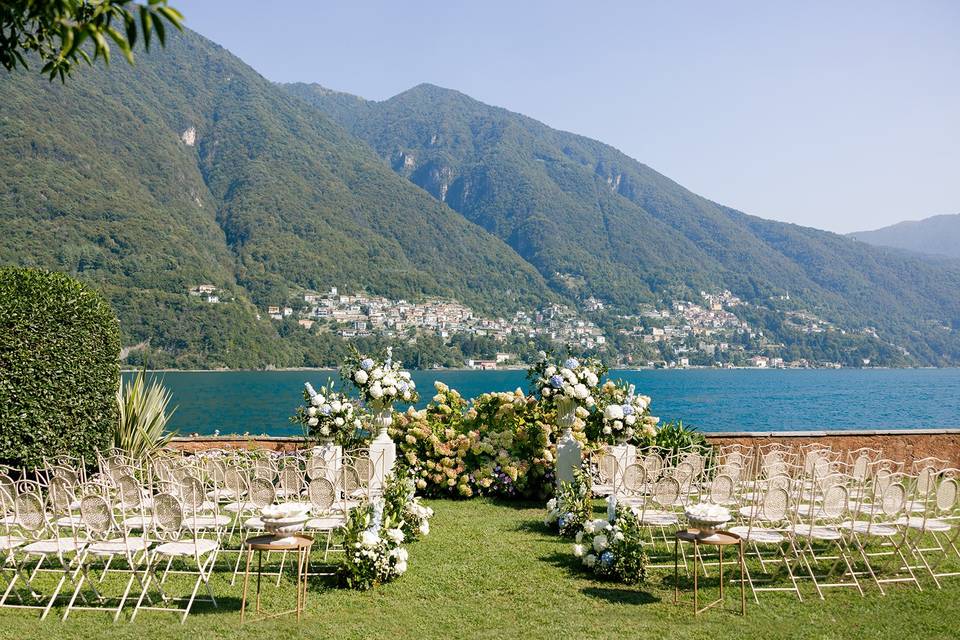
[
  {"xmin": 673, "ymin": 529, "xmax": 745, "ymax": 616},
  {"xmin": 240, "ymin": 534, "xmax": 313, "ymax": 623}
]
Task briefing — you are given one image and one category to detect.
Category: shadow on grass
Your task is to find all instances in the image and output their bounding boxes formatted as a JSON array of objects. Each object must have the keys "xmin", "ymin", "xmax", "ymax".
[
  {"xmin": 514, "ymin": 519, "xmax": 553, "ymax": 536},
  {"xmin": 581, "ymin": 586, "xmax": 659, "ymax": 605}
]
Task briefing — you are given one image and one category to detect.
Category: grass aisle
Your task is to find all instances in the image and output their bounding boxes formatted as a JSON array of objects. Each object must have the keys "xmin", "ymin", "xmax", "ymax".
[{"xmin": 1, "ymin": 499, "xmax": 957, "ymax": 639}]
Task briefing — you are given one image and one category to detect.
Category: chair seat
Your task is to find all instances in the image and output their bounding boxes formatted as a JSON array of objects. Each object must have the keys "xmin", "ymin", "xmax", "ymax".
[
  {"xmin": 0, "ymin": 535, "xmax": 25, "ymax": 550},
  {"xmin": 224, "ymin": 501, "xmax": 257, "ymax": 513},
  {"xmin": 122, "ymin": 515, "xmax": 156, "ymax": 530},
  {"xmin": 896, "ymin": 516, "xmax": 950, "ymax": 532},
  {"xmin": 306, "ymin": 516, "xmax": 346, "ymax": 530},
  {"xmin": 0, "ymin": 515, "xmax": 21, "ymax": 526},
  {"xmin": 23, "ymin": 537, "xmax": 85, "ymax": 554},
  {"xmin": 87, "ymin": 537, "xmax": 151, "ymax": 555},
  {"xmin": 790, "ymin": 524, "xmax": 842, "ymax": 541},
  {"xmin": 640, "ymin": 512, "xmax": 679, "ymax": 526},
  {"xmin": 183, "ymin": 514, "xmax": 231, "ymax": 530},
  {"xmin": 155, "ymin": 538, "xmax": 218, "ymax": 557},
  {"xmin": 738, "ymin": 506, "xmax": 761, "ymax": 518},
  {"xmin": 243, "ymin": 517, "xmax": 265, "ymax": 530},
  {"xmin": 729, "ymin": 526, "xmax": 784, "ymax": 544},
  {"xmin": 842, "ymin": 520, "xmax": 900, "ymax": 537},
  {"xmin": 206, "ymin": 489, "xmax": 239, "ymax": 500},
  {"xmin": 55, "ymin": 514, "xmax": 85, "ymax": 528}
]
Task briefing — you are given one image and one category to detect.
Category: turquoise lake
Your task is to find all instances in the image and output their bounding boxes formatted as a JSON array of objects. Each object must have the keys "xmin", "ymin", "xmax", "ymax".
[{"xmin": 128, "ymin": 368, "xmax": 960, "ymax": 436}]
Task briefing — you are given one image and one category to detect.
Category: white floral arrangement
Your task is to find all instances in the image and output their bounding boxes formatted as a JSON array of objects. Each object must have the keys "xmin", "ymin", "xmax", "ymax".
[
  {"xmin": 598, "ymin": 382, "xmax": 659, "ymax": 444},
  {"xmin": 529, "ymin": 352, "xmax": 605, "ymax": 410},
  {"xmin": 341, "ymin": 499, "xmax": 409, "ymax": 589},
  {"xmin": 685, "ymin": 502, "xmax": 731, "ymax": 528},
  {"xmin": 295, "ymin": 380, "xmax": 361, "ymax": 443},
  {"xmin": 342, "ymin": 347, "xmax": 419, "ymax": 408},
  {"xmin": 406, "ymin": 499, "xmax": 433, "ymax": 537},
  {"xmin": 571, "ymin": 508, "xmax": 648, "ymax": 584}
]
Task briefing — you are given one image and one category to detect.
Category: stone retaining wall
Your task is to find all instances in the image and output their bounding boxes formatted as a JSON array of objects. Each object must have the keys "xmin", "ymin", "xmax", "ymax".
[{"xmin": 169, "ymin": 429, "xmax": 960, "ymax": 466}]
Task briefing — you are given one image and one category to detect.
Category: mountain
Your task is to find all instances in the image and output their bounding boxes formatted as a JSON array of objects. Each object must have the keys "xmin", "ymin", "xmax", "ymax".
[
  {"xmin": 850, "ymin": 214, "xmax": 960, "ymax": 259},
  {"xmin": 0, "ymin": 31, "xmax": 556, "ymax": 368},
  {"xmin": 287, "ymin": 82, "xmax": 960, "ymax": 366}
]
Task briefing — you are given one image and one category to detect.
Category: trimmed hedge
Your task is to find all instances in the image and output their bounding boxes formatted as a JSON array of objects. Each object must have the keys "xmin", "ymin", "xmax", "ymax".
[{"xmin": 0, "ymin": 268, "xmax": 120, "ymax": 469}]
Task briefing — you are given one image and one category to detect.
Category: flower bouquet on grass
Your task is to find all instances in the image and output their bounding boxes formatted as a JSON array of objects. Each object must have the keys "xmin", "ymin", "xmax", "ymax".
[
  {"xmin": 382, "ymin": 470, "xmax": 434, "ymax": 540},
  {"xmin": 340, "ymin": 499, "xmax": 409, "ymax": 590},
  {"xmin": 341, "ymin": 347, "xmax": 419, "ymax": 410},
  {"xmin": 591, "ymin": 380, "xmax": 659, "ymax": 445},
  {"xmin": 572, "ymin": 506, "xmax": 648, "ymax": 584}
]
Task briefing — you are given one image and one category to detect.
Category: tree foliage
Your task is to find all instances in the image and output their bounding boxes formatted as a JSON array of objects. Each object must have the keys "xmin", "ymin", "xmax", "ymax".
[{"xmin": 0, "ymin": 0, "xmax": 183, "ymax": 81}]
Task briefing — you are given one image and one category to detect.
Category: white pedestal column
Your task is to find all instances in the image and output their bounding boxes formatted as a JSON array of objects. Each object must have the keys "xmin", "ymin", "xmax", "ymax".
[
  {"xmin": 609, "ymin": 443, "xmax": 636, "ymax": 478},
  {"xmin": 369, "ymin": 407, "xmax": 396, "ymax": 494},
  {"xmin": 554, "ymin": 398, "xmax": 581, "ymax": 490}
]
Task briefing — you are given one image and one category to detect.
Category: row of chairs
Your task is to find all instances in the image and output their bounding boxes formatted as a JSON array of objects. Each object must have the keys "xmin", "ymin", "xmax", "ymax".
[
  {"xmin": 0, "ymin": 447, "xmax": 379, "ymax": 622},
  {"xmin": 590, "ymin": 443, "xmax": 959, "ymax": 602}
]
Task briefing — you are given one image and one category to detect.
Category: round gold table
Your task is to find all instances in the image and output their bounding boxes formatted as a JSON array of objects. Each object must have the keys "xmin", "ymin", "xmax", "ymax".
[
  {"xmin": 673, "ymin": 529, "xmax": 746, "ymax": 616},
  {"xmin": 240, "ymin": 534, "xmax": 313, "ymax": 623}
]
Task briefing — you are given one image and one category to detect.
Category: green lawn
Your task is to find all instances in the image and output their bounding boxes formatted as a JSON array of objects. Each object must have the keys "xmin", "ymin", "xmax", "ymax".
[{"xmin": 2, "ymin": 499, "xmax": 957, "ymax": 639}]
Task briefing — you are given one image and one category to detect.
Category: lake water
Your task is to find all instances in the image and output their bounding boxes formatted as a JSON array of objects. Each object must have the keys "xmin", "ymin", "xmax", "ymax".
[{"xmin": 128, "ymin": 368, "xmax": 960, "ymax": 437}]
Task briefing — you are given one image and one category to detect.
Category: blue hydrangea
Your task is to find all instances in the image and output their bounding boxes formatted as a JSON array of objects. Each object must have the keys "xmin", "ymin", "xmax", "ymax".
[
  {"xmin": 398, "ymin": 380, "xmax": 409, "ymax": 391},
  {"xmin": 321, "ymin": 405, "xmax": 332, "ymax": 415},
  {"xmin": 360, "ymin": 358, "xmax": 374, "ymax": 371},
  {"xmin": 600, "ymin": 551, "xmax": 614, "ymax": 566},
  {"xmin": 557, "ymin": 515, "xmax": 567, "ymax": 528},
  {"xmin": 564, "ymin": 358, "xmax": 580, "ymax": 370},
  {"xmin": 622, "ymin": 404, "xmax": 635, "ymax": 416},
  {"xmin": 549, "ymin": 374, "xmax": 564, "ymax": 388}
]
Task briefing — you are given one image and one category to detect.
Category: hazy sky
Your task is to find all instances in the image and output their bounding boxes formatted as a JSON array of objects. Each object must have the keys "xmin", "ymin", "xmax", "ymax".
[{"xmin": 174, "ymin": 0, "xmax": 958, "ymax": 233}]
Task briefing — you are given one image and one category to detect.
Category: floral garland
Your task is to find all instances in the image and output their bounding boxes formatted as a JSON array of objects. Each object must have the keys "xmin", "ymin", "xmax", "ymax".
[
  {"xmin": 341, "ymin": 347, "xmax": 419, "ymax": 408},
  {"xmin": 572, "ymin": 505, "xmax": 648, "ymax": 584},
  {"xmin": 293, "ymin": 380, "xmax": 361, "ymax": 444},
  {"xmin": 544, "ymin": 467, "xmax": 592, "ymax": 537}
]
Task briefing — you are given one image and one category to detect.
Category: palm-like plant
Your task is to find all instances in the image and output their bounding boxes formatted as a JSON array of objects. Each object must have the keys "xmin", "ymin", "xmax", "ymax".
[{"xmin": 115, "ymin": 369, "xmax": 176, "ymax": 461}]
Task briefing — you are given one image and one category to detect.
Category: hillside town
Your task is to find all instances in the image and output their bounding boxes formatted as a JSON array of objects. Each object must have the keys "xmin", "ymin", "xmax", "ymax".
[{"xmin": 185, "ymin": 284, "xmax": 865, "ymax": 369}]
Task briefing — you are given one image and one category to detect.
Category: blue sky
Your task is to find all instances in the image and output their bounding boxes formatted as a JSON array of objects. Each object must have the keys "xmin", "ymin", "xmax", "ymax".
[{"xmin": 174, "ymin": 0, "xmax": 958, "ymax": 233}]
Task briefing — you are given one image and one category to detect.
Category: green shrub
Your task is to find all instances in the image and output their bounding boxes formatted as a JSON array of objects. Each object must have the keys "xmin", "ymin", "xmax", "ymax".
[{"xmin": 0, "ymin": 268, "xmax": 121, "ymax": 469}]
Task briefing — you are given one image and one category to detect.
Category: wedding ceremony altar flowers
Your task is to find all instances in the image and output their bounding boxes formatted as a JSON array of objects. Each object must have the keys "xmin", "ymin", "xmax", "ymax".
[
  {"xmin": 572, "ymin": 506, "xmax": 648, "ymax": 584},
  {"xmin": 342, "ymin": 347, "xmax": 419, "ymax": 409},
  {"xmin": 592, "ymin": 380, "xmax": 659, "ymax": 444},
  {"xmin": 528, "ymin": 352, "xmax": 606, "ymax": 411},
  {"xmin": 294, "ymin": 380, "xmax": 361, "ymax": 443}
]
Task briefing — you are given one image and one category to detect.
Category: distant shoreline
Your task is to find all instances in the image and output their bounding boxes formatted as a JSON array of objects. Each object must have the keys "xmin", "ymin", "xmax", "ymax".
[{"xmin": 121, "ymin": 365, "xmax": 940, "ymax": 373}]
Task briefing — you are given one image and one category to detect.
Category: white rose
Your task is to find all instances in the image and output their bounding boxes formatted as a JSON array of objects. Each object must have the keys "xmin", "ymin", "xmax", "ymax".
[
  {"xmin": 604, "ymin": 405, "xmax": 624, "ymax": 421},
  {"xmin": 383, "ymin": 375, "xmax": 397, "ymax": 388},
  {"xmin": 354, "ymin": 370, "xmax": 369, "ymax": 385},
  {"xmin": 614, "ymin": 530, "xmax": 625, "ymax": 542},
  {"xmin": 572, "ymin": 544, "xmax": 585, "ymax": 557},
  {"xmin": 394, "ymin": 560, "xmax": 407, "ymax": 575},
  {"xmin": 545, "ymin": 366, "xmax": 557, "ymax": 376},
  {"xmin": 331, "ymin": 400, "xmax": 342, "ymax": 413},
  {"xmin": 307, "ymin": 407, "xmax": 317, "ymax": 417},
  {"xmin": 575, "ymin": 530, "xmax": 583, "ymax": 544},
  {"xmin": 613, "ymin": 420, "xmax": 623, "ymax": 430},
  {"xmin": 585, "ymin": 372, "xmax": 598, "ymax": 386},
  {"xmin": 419, "ymin": 520, "xmax": 430, "ymax": 535},
  {"xmin": 602, "ymin": 426, "xmax": 612, "ymax": 435},
  {"xmin": 311, "ymin": 395, "xmax": 322, "ymax": 407},
  {"xmin": 573, "ymin": 384, "xmax": 589, "ymax": 399},
  {"xmin": 625, "ymin": 414, "xmax": 636, "ymax": 426},
  {"xmin": 334, "ymin": 417, "xmax": 345, "ymax": 427},
  {"xmin": 386, "ymin": 528, "xmax": 405, "ymax": 544},
  {"xmin": 360, "ymin": 530, "xmax": 380, "ymax": 548},
  {"xmin": 369, "ymin": 383, "xmax": 384, "ymax": 399},
  {"xmin": 542, "ymin": 387, "xmax": 552, "ymax": 397},
  {"xmin": 353, "ymin": 419, "xmax": 362, "ymax": 429},
  {"xmin": 371, "ymin": 367, "xmax": 384, "ymax": 380},
  {"xmin": 385, "ymin": 386, "xmax": 397, "ymax": 397},
  {"xmin": 403, "ymin": 390, "xmax": 412, "ymax": 401},
  {"xmin": 308, "ymin": 417, "xmax": 319, "ymax": 427},
  {"xmin": 585, "ymin": 554, "xmax": 597, "ymax": 568}
]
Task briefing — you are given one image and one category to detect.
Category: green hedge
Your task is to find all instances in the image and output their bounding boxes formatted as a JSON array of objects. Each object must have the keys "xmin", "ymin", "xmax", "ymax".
[{"xmin": 0, "ymin": 268, "xmax": 120, "ymax": 469}]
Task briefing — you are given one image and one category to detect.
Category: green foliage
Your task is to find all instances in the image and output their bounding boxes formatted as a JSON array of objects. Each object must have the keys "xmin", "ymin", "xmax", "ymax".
[
  {"xmin": 652, "ymin": 420, "xmax": 709, "ymax": 459},
  {"xmin": 0, "ymin": 267, "xmax": 120, "ymax": 469},
  {"xmin": 382, "ymin": 469, "xmax": 434, "ymax": 541},
  {"xmin": 0, "ymin": 0, "xmax": 183, "ymax": 81},
  {"xmin": 339, "ymin": 501, "xmax": 409, "ymax": 590},
  {"xmin": 115, "ymin": 368, "xmax": 175, "ymax": 461},
  {"xmin": 574, "ymin": 506, "xmax": 648, "ymax": 584},
  {"xmin": 295, "ymin": 81, "xmax": 960, "ymax": 366}
]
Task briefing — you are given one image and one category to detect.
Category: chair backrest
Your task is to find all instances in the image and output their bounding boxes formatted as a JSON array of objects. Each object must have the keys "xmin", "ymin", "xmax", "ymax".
[
  {"xmin": 820, "ymin": 484, "xmax": 849, "ymax": 520},
  {"xmin": 761, "ymin": 486, "xmax": 789, "ymax": 522},
  {"xmin": 14, "ymin": 486, "xmax": 47, "ymax": 536},
  {"xmin": 306, "ymin": 455, "xmax": 328, "ymax": 480},
  {"xmin": 178, "ymin": 475, "xmax": 206, "ymax": 511},
  {"xmin": 308, "ymin": 478, "xmax": 336, "ymax": 512},
  {"xmin": 47, "ymin": 476, "xmax": 76, "ymax": 515},
  {"xmin": 935, "ymin": 473, "xmax": 959, "ymax": 513},
  {"xmin": 641, "ymin": 451, "xmax": 663, "ymax": 481},
  {"xmin": 248, "ymin": 477, "xmax": 276, "ymax": 509},
  {"xmin": 709, "ymin": 474, "xmax": 734, "ymax": 505},
  {"xmin": 223, "ymin": 466, "xmax": 247, "ymax": 498},
  {"xmin": 340, "ymin": 465, "xmax": 361, "ymax": 496},
  {"xmin": 278, "ymin": 462, "xmax": 303, "ymax": 496},
  {"xmin": 651, "ymin": 476, "xmax": 680, "ymax": 509},
  {"xmin": 253, "ymin": 457, "xmax": 276, "ymax": 481},
  {"xmin": 152, "ymin": 492, "xmax": 184, "ymax": 537},
  {"xmin": 621, "ymin": 463, "xmax": 644, "ymax": 495},
  {"xmin": 80, "ymin": 493, "xmax": 114, "ymax": 540}
]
